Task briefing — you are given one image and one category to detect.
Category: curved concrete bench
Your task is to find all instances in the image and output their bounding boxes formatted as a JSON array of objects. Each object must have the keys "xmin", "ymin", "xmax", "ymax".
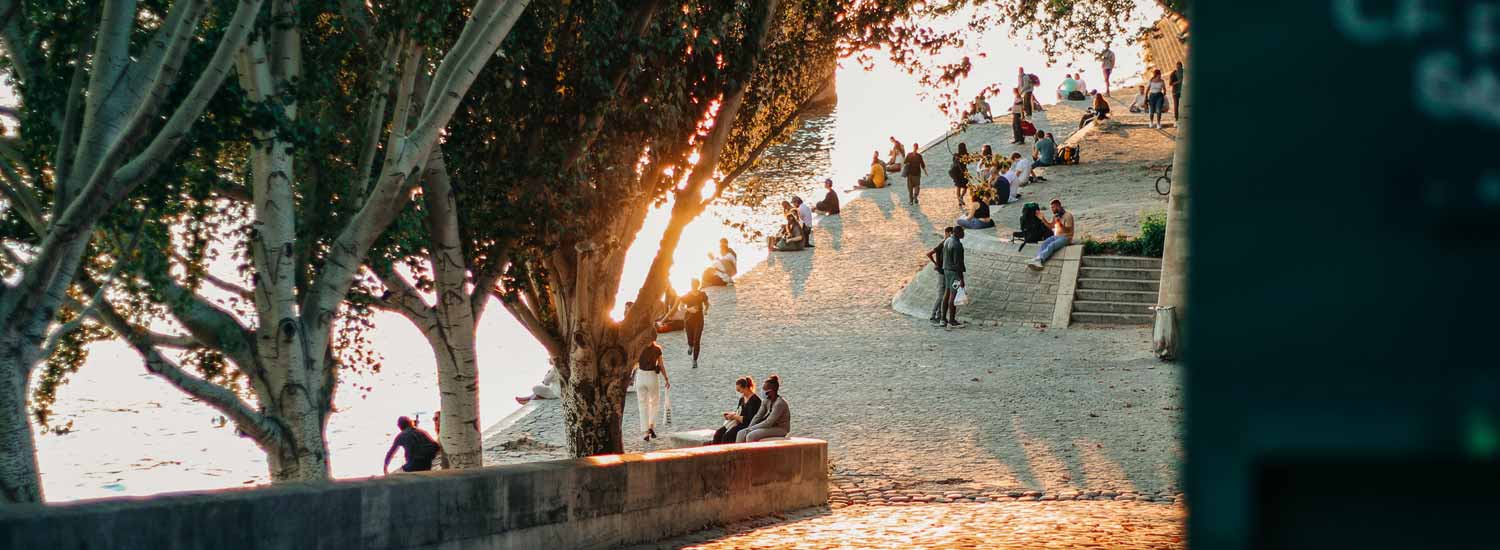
[{"xmin": 663, "ymin": 428, "xmax": 789, "ymax": 449}]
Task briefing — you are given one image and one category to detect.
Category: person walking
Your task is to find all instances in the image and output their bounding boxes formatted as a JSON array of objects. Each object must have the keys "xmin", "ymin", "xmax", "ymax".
[
  {"xmin": 635, "ymin": 340, "xmax": 671, "ymax": 441},
  {"xmin": 903, "ymin": 142, "xmax": 928, "ymax": 205},
  {"xmin": 1147, "ymin": 69, "xmax": 1168, "ymax": 129},
  {"xmin": 680, "ymin": 278, "xmax": 709, "ymax": 367},
  {"xmin": 1017, "ymin": 67, "xmax": 1036, "ymax": 119},
  {"xmin": 1100, "ymin": 45, "xmax": 1116, "ymax": 95},
  {"xmin": 941, "ymin": 226, "xmax": 968, "ymax": 329},
  {"xmin": 926, "ymin": 227, "xmax": 953, "ymax": 324},
  {"xmin": 1169, "ymin": 61, "xmax": 1185, "ymax": 122}
]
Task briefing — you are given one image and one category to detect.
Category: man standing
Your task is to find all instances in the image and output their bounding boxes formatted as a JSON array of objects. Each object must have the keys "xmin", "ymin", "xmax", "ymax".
[
  {"xmin": 1100, "ymin": 45, "xmax": 1116, "ymax": 95},
  {"xmin": 383, "ymin": 416, "xmax": 448, "ymax": 474},
  {"xmin": 903, "ymin": 142, "xmax": 928, "ymax": 205},
  {"xmin": 1027, "ymin": 199, "xmax": 1076, "ymax": 270},
  {"xmin": 1017, "ymin": 67, "xmax": 1035, "ymax": 119},
  {"xmin": 941, "ymin": 226, "xmax": 967, "ymax": 329},
  {"xmin": 926, "ymin": 227, "xmax": 953, "ymax": 325},
  {"xmin": 1169, "ymin": 61, "xmax": 1185, "ymax": 122},
  {"xmin": 1009, "ymin": 88, "xmax": 1025, "ymax": 144}
]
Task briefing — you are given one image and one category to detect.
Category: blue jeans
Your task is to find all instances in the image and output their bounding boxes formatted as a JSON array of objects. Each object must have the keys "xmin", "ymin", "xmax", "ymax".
[
  {"xmin": 956, "ymin": 217, "xmax": 994, "ymax": 229},
  {"xmin": 1035, "ymin": 235, "xmax": 1071, "ymax": 263},
  {"xmin": 1148, "ymin": 93, "xmax": 1165, "ymax": 117}
]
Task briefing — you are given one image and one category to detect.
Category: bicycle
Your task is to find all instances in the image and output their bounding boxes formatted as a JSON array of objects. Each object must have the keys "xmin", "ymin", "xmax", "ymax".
[{"xmin": 1155, "ymin": 164, "xmax": 1172, "ymax": 196}]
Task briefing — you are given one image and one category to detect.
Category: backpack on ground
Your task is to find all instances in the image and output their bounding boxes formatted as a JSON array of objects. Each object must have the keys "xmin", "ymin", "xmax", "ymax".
[
  {"xmin": 1058, "ymin": 145, "xmax": 1081, "ymax": 165},
  {"xmin": 1016, "ymin": 202, "xmax": 1054, "ymax": 245},
  {"xmin": 1067, "ymin": 90, "xmax": 1087, "ymax": 101}
]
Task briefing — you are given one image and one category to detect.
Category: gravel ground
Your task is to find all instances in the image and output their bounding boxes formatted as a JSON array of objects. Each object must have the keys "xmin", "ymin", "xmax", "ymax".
[{"xmin": 622, "ymin": 501, "xmax": 1184, "ymax": 550}]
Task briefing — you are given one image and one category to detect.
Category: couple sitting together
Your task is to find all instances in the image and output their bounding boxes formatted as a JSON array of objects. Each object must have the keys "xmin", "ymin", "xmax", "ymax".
[
  {"xmin": 710, "ymin": 374, "xmax": 791, "ymax": 444},
  {"xmin": 768, "ymin": 195, "xmax": 817, "ymax": 251}
]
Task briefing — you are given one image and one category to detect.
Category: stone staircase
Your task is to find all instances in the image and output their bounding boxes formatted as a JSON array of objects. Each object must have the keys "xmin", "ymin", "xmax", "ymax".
[{"xmin": 1070, "ymin": 256, "xmax": 1162, "ymax": 325}]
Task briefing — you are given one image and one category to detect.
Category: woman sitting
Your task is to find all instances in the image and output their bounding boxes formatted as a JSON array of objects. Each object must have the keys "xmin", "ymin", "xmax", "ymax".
[
  {"xmin": 1079, "ymin": 92, "xmax": 1112, "ymax": 128},
  {"xmin": 956, "ymin": 194, "xmax": 995, "ymax": 229},
  {"xmin": 654, "ymin": 287, "xmax": 686, "ymax": 332},
  {"xmin": 712, "ymin": 376, "xmax": 762, "ymax": 444},
  {"xmin": 736, "ymin": 375, "xmax": 790, "ymax": 442},
  {"xmin": 858, "ymin": 151, "xmax": 888, "ymax": 188},
  {"xmin": 701, "ymin": 238, "xmax": 738, "ymax": 287},
  {"xmin": 767, "ymin": 211, "xmax": 806, "ymax": 252}
]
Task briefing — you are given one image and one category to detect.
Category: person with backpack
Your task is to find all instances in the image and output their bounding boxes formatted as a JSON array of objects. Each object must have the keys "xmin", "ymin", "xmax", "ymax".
[
  {"xmin": 949, "ymin": 145, "xmax": 969, "ymax": 206},
  {"xmin": 1027, "ymin": 199, "xmax": 1076, "ymax": 270},
  {"xmin": 1017, "ymin": 67, "xmax": 1036, "ymax": 119},
  {"xmin": 383, "ymin": 416, "xmax": 448, "ymax": 473}
]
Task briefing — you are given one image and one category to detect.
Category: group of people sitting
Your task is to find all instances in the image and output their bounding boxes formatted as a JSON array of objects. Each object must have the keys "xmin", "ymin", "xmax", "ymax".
[
  {"xmin": 1056, "ymin": 73, "xmax": 1093, "ymax": 101},
  {"xmin": 939, "ymin": 129, "xmax": 1063, "ymax": 231}
]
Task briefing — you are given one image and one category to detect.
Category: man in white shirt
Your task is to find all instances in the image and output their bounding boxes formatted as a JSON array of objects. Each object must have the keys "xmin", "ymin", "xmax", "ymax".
[
  {"xmin": 792, "ymin": 196, "xmax": 815, "ymax": 247},
  {"xmin": 1006, "ymin": 152, "xmax": 1034, "ymax": 192},
  {"xmin": 1099, "ymin": 45, "xmax": 1116, "ymax": 95}
]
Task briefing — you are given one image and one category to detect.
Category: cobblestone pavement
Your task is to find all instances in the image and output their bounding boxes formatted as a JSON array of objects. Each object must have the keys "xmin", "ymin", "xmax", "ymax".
[
  {"xmin": 486, "ymin": 98, "xmax": 1184, "ymax": 544},
  {"xmin": 623, "ymin": 501, "xmax": 1185, "ymax": 550}
]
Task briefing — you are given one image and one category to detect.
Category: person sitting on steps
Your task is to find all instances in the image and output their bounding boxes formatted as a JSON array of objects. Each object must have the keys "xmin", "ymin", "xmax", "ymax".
[
  {"xmin": 1079, "ymin": 91, "xmax": 1111, "ymax": 128},
  {"xmin": 813, "ymin": 178, "xmax": 840, "ymax": 215},
  {"xmin": 956, "ymin": 193, "xmax": 994, "ymax": 229},
  {"xmin": 768, "ymin": 209, "xmax": 806, "ymax": 252},
  {"xmin": 701, "ymin": 238, "xmax": 738, "ymax": 288},
  {"xmin": 1027, "ymin": 199, "xmax": 1075, "ymax": 270},
  {"xmin": 858, "ymin": 151, "xmax": 888, "ymax": 188},
  {"xmin": 1034, "ymin": 131, "xmax": 1058, "ymax": 168}
]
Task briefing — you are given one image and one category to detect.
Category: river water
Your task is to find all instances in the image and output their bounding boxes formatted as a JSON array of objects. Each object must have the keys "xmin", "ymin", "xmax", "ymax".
[{"xmin": 35, "ymin": 17, "xmax": 1154, "ymax": 502}]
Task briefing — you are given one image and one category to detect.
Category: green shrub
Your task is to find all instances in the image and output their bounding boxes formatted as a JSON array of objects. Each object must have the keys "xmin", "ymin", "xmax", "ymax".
[{"xmin": 1082, "ymin": 213, "xmax": 1167, "ymax": 258}]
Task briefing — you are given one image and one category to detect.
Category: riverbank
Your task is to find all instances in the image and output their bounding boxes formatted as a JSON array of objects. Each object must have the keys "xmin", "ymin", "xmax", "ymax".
[{"xmin": 483, "ymin": 91, "xmax": 1182, "ymax": 506}]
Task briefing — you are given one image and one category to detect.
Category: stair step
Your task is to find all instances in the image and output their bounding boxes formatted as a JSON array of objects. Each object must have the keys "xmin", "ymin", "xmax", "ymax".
[
  {"xmin": 1071, "ymin": 300, "xmax": 1155, "ymax": 314},
  {"xmin": 1076, "ymin": 277, "xmax": 1161, "ymax": 292},
  {"xmin": 1079, "ymin": 267, "xmax": 1161, "ymax": 281},
  {"xmin": 1071, "ymin": 311, "xmax": 1153, "ymax": 325},
  {"xmin": 1076, "ymin": 289, "xmax": 1158, "ymax": 304},
  {"xmin": 1081, "ymin": 255, "xmax": 1162, "ymax": 269}
]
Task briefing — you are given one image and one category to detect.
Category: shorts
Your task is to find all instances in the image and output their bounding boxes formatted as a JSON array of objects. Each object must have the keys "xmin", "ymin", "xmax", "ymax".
[
  {"xmin": 906, "ymin": 174, "xmax": 921, "ymax": 189},
  {"xmin": 943, "ymin": 270, "xmax": 962, "ymax": 292}
]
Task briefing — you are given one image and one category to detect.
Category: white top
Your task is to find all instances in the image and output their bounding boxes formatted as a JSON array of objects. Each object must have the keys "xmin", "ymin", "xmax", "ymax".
[
  {"xmin": 1130, "ymin": 92, "xmax": 1147, "ymax": 109},
  {"xmin": 1006, "ymin": 157, "xmax": 1033, "ymax": 191},
  {"xmin": 1148, "ymin": 79, "xmax": 1166, "ymax": 94},
  {"xmin": 797, "ymin": 202, "xmax": 813, "ymax": 227},
  {"xmin": 1100, "ymin": 49, "xmax": 1115, "ymax": 69},
  {"xmin": 1019, "ymin": 72, "xmax": 1034, "ymax": 94}
]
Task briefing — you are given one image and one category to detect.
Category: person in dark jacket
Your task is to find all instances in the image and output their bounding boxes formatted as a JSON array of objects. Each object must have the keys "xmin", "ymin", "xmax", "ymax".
[
  {"xmin": 712, "ymin": 376, "xmax": 762, "ymax": 444},
  {"xmin": 926, "ymin": 226, "xmax": 953, "ymax": 324},
  {"xmin": 813, "ymin": 178, "xmax": 840, "ymax": 215},
  {"xmin": 383, "ymin": 416, "xmax": 448, "ymax": 473}
]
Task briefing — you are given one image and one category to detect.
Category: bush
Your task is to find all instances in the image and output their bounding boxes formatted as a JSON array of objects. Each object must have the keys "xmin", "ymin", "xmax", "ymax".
[{"xmin": 1082, "ymin": 213, "xmax": 1166, "ymax": 258}]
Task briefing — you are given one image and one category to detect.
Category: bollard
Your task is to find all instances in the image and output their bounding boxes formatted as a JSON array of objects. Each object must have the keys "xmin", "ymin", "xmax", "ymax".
[{"xmin": 1151, "ymin": 305, "xmax": 1176, "ymax": 361}]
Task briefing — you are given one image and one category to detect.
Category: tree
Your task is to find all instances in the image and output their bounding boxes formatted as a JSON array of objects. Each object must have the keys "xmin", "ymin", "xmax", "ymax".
[
  {"xmin": 40, "ymin": 0, "xmax": 533, "ymax": 488},
  {"xmin": 0, "ymin": 0, "xmax": 266, "ymax": 504}
]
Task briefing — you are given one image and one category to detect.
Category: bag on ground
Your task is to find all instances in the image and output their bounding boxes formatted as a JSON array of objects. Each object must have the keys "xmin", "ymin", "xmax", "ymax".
[
  {"xmin": 953, "ymin": 284, "xmax": 970, "ymax": 307},
  {"xmin": 1058, "ymin": 145, "xmax": 1081, "ymax": 165},
  {"xmin": 1020, "ymin": 120, "xmax": 1037, "ymax": 136}
]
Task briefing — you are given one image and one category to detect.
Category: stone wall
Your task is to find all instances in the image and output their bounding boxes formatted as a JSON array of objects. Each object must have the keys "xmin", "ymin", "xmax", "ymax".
[
  {"xmin": 892, "ymin": 232, "xmax": 1082, "ymax": 326},
  {"xmin": 0, "ymin": 439, "xmax": 828, "ymax": 550}
]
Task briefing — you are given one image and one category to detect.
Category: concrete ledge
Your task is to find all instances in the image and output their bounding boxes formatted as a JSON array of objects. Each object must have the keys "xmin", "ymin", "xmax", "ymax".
[
  {"xmin": 0, "ymin": 439, "xmax": 829, "ymax": 550},
  {"xmin": 1051, "ymin": 245, "xmax": 1085, "ymax": 328},
  {"xmin": 892, "ymin": 234, "xmax": 1078, "ymax": 326}
]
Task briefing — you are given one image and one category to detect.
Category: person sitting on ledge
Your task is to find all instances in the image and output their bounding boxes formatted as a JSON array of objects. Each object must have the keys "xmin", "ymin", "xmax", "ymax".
[
  {"xmin": 813, "ymin": 178, "xmax": 840, "ymax": 215},
  {"xmin": 792, "ymin": 196, "xmax": 815, "ymax": 247},
  {"xmin": 1128, "ymin": 85, "xmax": 1147, "ymax": 113},
  {"xmin": 712, "ymin": 376, "xmax": 762, "ymax": 444},
  {"xmin": 857, "ymin": 151, "xmax": 888, "ymax": 188},
  {"xmin": 737, "ymin": 374, "xmax": 791, "ymax": 442},
  {"xmin": 957, "ymin": 193, "xmax": 995, "ymax": 229},
  {"xmin": 515, "ymin": 367, "xmax": 560, "ymax": 405},
  {"xmin": 701, "ymin": 238, "xmax": 738, "ymax": 288},
  {"xmin": 885, "ymin": 137, "xmax": 905, "ymax": 173},
  {"xmin": 1027, "ymin": 199, "xmax": 1076, "ymax": 270},
  {"xmin": 1034, "ymin": 131, "xmax": 1058, "ymax": 167},
  {"xmin": 968, "ymin": 94, "xmax": 994, "ymax": 123},
  {"xmin": 1079, "ymin": 91, "xmax": 1111, "ymax": 128},
  {"xmin": 1057, "ymin": 73, "xmax": 1079, "ymax": 100},
  {"xmin": 768, "ymin": 209, "xmax": 807, "ymax": 252},
  {"xmin": 383, "ymin": 415, "xmax": 448, "ymax": 474}
]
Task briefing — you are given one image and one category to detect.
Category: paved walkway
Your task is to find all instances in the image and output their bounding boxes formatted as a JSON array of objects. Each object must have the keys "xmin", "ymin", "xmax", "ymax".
[
  {"xmin": 486, "ymin": 97, "xmax": 1183, "ymax": 546},
  {"xmin": 624, "ymin": 501, "xmax": 1183, "ymax": 550}
]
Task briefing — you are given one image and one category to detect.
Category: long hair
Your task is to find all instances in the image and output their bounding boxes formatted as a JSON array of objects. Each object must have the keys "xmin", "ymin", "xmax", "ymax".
[{"xmin": 735, "ymin": 376, "xmax": 755, "ymax": 391}]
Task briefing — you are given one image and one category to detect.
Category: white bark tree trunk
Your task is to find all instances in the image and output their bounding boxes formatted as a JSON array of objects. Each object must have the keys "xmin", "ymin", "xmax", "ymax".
[
  {"xmin": 0, "ymin": 343, "xmax": 43, "ymax": 502},
  {"xmin": 419, "ymin": 150, "xmax": 483, "ymax": 468}
]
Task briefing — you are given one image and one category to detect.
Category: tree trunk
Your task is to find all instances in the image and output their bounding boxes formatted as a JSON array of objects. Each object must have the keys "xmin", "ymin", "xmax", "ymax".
[
  {"xmin": 1155, "ymin": 65, "xmax": 1192, "ymax": 357},
  {"xmin": 420, "ymin": 150, "xmax": 483, "ymax": 469},
  {"xmin": 559, "ymin": 347, "xmax": 632, "ymax": 456},
  {"xmin": 0, "ymin": 342, "xmax": 43, "ymax": 503},
  {"xmin": 261, "ymin": 355, "xmax": 333, "ymax": 482}
]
